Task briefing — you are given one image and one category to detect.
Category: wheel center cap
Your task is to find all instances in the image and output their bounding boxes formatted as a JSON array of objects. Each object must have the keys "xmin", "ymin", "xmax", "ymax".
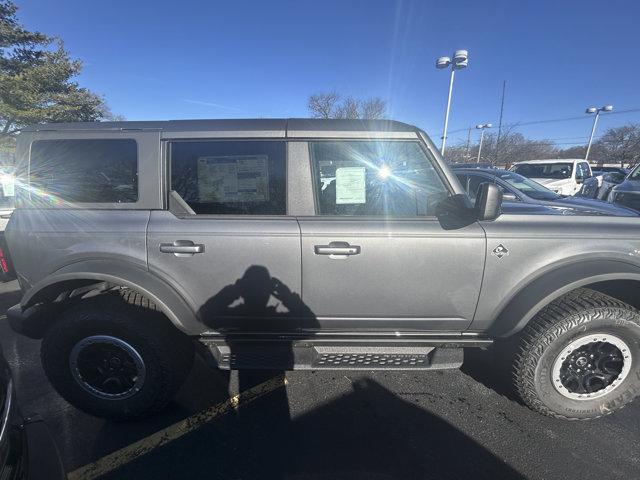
[
  {"xmin": 110, "ymin": 357, "xmax": 122, "ymax": 367},
  {"xmin": 576, "ymin": 356, "xmax": 588, "ymax": 367}
]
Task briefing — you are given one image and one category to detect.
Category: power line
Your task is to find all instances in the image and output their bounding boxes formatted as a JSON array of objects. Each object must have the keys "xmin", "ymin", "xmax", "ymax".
[{"xmin": 448, "ymin": 107, "xmax": 640, "ymax": 135}]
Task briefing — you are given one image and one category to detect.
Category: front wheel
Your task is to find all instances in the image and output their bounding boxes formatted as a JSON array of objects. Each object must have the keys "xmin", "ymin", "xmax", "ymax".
[
  {"xmin": 41, "ymin": 294, "xmax": 194, "ymax": 420},
  {"xmin": 512, "ymin": 288, "xmax": 640, "ymax": 419}
]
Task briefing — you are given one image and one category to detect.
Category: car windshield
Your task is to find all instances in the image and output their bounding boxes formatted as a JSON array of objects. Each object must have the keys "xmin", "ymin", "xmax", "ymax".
[
  {"xmin": 511, "ymin": 163, "xmax": 573, "ymax": 179},
  {"xmin": 629, "ymin": 165, "xmax": 640, "ymax": 179},
  {"xmin": 496, "ymin": 171, "xmax": 559, "ymax": 200}
]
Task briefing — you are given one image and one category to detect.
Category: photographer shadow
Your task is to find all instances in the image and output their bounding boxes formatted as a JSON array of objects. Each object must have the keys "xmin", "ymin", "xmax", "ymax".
[{"xmin": 199, "ymin": 265, "xmax": 319, "ymax": 419}]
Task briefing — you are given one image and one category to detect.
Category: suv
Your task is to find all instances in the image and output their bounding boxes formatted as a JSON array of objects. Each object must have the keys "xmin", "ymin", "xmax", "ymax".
[
  {"xmin": 6, "ymin": 119, "xmax": 640, "ymax": 421},
  {"xmin": 510, "ymin": 159, "xmax": 593, "ymax": 196}
]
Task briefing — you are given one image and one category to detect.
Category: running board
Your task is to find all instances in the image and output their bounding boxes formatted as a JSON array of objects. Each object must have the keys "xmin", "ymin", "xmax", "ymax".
[{"xmin": 197, "ymin": 339, "xmax": 474, "ymax": 370}]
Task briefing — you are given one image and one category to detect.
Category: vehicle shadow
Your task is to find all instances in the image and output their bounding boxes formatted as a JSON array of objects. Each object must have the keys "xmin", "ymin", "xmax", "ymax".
[
  {"xmin": 460, "ymin": 346, "xmax": 521, "ymax": 402},
  {"xmin": 97, "ymin": 377, "xmax": 524, "ymax": 479}
]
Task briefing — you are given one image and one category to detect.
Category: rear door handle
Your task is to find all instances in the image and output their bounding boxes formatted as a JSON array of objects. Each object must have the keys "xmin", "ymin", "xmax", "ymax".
[
  {"xmin": 314, "ymin": 241, "xmax": 361, "ymax": 256},
  {"xmin": 159, "ymin": 240, "xmax": 205, "ymax": 256}
]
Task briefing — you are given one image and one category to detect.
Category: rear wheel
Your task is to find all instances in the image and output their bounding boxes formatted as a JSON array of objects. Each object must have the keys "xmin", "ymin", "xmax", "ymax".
[
  {"xmin": 512, "ymin": 288, "xmax": 640, "ymax": 419},
  {"xmin": 41, "ymin": 294, "xmax": 194, "ymax": 420}
]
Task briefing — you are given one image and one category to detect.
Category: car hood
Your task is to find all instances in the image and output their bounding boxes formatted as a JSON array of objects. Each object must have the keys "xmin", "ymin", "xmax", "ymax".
[
  {"xmin": 543, "ymin": 196, "xmax": 638, "ymax": 216},
  {"xmin": 614, "ymin": 179, "xmax": 640, "ymax": 192},
  {"xmin": 530, "ymin": 178, "xmax": 572, "ymax": 188}
]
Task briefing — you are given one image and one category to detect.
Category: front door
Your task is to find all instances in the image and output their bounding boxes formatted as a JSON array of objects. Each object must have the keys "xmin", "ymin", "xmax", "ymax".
[
  {"xmin": 298, "ymin": 140, "xmax": 486, "ymax": 333},
  {"xmin": 147, "ymin": 139, "xmax": 304, "ymax": 334}
]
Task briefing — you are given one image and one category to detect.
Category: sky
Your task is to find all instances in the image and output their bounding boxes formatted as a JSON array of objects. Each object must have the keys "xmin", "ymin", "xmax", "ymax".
[{"xmin": 14, "ymin": 0, "xmax": 640, "ymax": 147}]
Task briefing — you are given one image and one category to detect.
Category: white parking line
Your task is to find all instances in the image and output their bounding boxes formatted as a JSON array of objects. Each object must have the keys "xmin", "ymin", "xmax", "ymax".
[{"xmin": 67, "ymin": 375, "xmax": 287, "ymax": 480}]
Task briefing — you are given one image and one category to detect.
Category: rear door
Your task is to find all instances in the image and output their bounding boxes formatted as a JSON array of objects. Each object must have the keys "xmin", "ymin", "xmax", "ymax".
[
  {"xmin": 297, "ymin": 140, "xmax": 486, "ymax": 333},
  {"xmin": 147, "ymin": 139, "xmax": 304, "ymax": 334}
]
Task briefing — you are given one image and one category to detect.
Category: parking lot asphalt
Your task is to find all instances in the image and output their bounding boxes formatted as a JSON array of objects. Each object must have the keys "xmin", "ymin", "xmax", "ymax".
[{"xmin": 0, "ymin": 280, "xmax": 639, "ymax": 480}]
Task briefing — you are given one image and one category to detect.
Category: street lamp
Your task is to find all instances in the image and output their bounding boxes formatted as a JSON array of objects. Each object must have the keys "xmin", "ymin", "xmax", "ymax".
[
  {"xmin": 476, "ymin": 123, "xmax": 492, "ymax": 163},
  {"xmin": 436, "ymin": 49, "xmax": 468, "ymax": 156},
  {"xmin": 584, "ymin": 105, "xmax": 613, "ymax": 161}
]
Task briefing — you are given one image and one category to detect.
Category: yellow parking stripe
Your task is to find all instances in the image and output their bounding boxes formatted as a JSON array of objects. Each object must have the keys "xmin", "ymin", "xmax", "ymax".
[{"xmin": 67, "ymin": 375, "xmax": 287, "ymax": 480}]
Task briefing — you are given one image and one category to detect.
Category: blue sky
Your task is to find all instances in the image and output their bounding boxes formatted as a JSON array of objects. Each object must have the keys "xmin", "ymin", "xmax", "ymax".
[{"xmin": 15, "ymin": 0, "xmax": 640, "ymax": 146}]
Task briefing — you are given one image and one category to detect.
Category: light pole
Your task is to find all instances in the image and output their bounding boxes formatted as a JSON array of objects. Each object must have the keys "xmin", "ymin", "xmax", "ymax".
[
  {"xmin": 585, "ymin": 105, "xmax": 613, "ymax": 161},
  {"xmin": 476, "ymin": 123, "xmax": 492, "ymax": 163},
  {"xmin": 436, "ymin": 49, "xmax": 468, "ymax": 156}
]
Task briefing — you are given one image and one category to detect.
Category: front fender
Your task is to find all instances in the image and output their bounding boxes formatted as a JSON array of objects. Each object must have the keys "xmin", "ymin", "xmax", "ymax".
[
  {"xmin": 487, "ymin": 258, "xmax": 640, "ymax": 337},
  {"xmin": 21, "ymin": 259, "xmax": 203, "ymax": 335}
]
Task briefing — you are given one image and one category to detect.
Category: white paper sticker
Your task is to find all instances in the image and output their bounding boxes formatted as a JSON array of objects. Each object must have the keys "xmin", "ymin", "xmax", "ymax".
[
  {"xmin": 0, "ymin": 175, "xmax": 15, "ymax": 197},
  {"xmin": 335, "ymin": 167, "xmax": 366, "ymax": 204},
  {"xmin": 197, "ymin": 155, "xmax": 269, "ymax": 202}
]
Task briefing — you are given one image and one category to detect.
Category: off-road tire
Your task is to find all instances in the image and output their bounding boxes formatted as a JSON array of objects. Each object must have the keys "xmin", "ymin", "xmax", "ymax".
[
  {"xmin": 512, "ymin": 288, "xmax": 640, "ymax": 420},
  {"xmin": 41, "ymin": 293, "xmax": 194, "ymax": 420}
]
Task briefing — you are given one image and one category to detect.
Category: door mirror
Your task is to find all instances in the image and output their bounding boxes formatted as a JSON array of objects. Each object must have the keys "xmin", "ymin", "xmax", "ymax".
[
  {"xmin": 603, "ymin": 172, "xmax": 626, "ymax": 185},
  {"xmin": 502, "ymin": 191, "xmax": 518, "ymax": 202},
  {"xmin": 475, "ymin": 182, "xmax": 502, "ymax": 221}
]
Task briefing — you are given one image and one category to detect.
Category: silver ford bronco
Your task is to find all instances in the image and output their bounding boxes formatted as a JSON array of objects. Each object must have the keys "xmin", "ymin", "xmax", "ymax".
[{"xmin": 5, "ymin": 119, "xmax": 640, "ymax": 420}]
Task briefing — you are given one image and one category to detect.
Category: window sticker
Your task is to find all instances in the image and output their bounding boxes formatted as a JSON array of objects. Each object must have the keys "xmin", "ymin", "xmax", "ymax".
[
  {"xmin": 197, "ymin": 155, "xmax": 269, "ymax": 203},
  {"xmin": 335, "ymin": 166, "xmax": 366, "ymax": 204},
  {"xmin": 0, "ymin": 174, "xmax": 15, "ymax": 197}
]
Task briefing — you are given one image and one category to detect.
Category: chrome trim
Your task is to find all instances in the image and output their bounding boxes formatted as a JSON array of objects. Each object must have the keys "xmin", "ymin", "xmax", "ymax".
[{"xmin": 0, "ymin": 379, "xmax": 13, "ymax": 447}]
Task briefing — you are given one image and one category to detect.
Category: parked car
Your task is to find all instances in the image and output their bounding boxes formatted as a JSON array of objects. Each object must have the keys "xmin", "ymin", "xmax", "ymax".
[
  {"xmin": 578, "ymin": 166, "xmax": 629, "ymax": 200},
  {"xmin": 510, "ymin": 159, "xmax": 593, "ymax": 196},
  {"xmin": 453, "ymin": 167, "xmax": 637, "ymax": 216},
  {"xmin": 6, "ymin": 118, "xmax": 640, "ymax": 422},
  {"xmin": 608, "ymin": 163, "xmax": 640, "ymax": 212},
  {"xmin": 0, "ymin": 343, "xmax": 66, "ymax": 480}
]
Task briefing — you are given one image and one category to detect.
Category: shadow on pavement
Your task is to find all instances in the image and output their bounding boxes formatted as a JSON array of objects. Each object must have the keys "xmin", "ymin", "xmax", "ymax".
[{"xmin": 100, "ymin": 377, "xmax": 524, "ymax": 480}]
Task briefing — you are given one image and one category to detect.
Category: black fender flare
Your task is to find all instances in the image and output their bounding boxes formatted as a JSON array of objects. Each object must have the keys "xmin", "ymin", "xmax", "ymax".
[
  {"xmin": 21, "ymin": 259, "xmax": 203, "ymax": 335},
  {"xmin": 488, "ymin": 258, "xmax": 640, "ymax": 337}
]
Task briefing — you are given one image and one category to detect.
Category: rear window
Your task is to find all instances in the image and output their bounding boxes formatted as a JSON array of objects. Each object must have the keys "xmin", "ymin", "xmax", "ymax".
[
  {"xmin": 29, "ymin": 139, "xmax": 138, "ymax": 203},
  {"xmin": 170, "ymin": 140, "xmax": 286, "ymax": 215}
]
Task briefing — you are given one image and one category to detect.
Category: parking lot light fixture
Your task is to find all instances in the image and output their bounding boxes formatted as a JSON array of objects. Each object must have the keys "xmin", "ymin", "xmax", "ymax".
[
  {"xmin": 476, "ymin": 123, "xmax": 492, "ymax": 163},
  {"xmin": 437, "ymin": 49, "xmax": 468, "ymax": 156},
  {"xmin": 585, "ymin": 105, "xmax": 613, "ymax": 161}
]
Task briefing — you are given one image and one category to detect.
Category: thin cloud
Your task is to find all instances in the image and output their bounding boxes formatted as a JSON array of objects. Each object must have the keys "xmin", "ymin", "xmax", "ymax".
[{"xmin": 182, "ymin": 99, "xmax": 243, "ymax": 112}]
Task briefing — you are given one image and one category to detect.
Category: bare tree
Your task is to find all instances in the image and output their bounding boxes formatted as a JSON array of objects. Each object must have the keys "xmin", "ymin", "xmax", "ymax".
[
  {"xmin": 307, "ymin": 92, "xmax": 387, "ymax": 119},
  {"xmin": 594, "ymin": 124, "xmax": 640, "ymax": 167},
  {"xmin": 307, "ymin": 92, "xmax": 341, "ymax": 119},
  {"xmin": 360, "ymin": 97, "xmax": 386, "ymax": 119}
]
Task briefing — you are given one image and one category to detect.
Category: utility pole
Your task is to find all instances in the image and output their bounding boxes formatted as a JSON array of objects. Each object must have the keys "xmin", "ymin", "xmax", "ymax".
[
  {"xmin": 495, "ymin": 80, "xmax": 506, "ymax": 165},
  {"xmin": 465, "ymin": 126, "xmax": 472, "ymax": 162}
]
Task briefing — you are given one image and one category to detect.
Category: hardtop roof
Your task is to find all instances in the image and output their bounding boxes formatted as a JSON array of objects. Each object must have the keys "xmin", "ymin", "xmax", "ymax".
[{"xmin": 21, "ymin": 118, "xmax": 419, "ymax": 138}]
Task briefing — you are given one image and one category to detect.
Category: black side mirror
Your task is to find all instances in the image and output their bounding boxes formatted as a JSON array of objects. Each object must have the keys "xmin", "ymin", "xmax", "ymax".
[{"xmin": 475, "ymin": 182, "xmax": 502, "ymax": 221}]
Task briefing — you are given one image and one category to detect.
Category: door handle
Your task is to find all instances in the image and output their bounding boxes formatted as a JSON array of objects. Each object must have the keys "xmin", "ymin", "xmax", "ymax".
[
  {"xmin": 159, "ymin": 240, "xmax": 205, "ymax": 256},
  {"xmin": 314, "ymin": 241, "xmax": 361, "ymax": 256}
]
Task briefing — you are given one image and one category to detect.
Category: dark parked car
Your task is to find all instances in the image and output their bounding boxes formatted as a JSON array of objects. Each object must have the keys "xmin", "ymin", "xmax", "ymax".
[
  {"xmin": 453, "ymin": 167, "xmax": 637, "ymax": 216},
  {"xmin": 0, "ymin": 344, "xmax": 65, "ymax": 480},
  {"xmin": 608, "ymin": 164, "xmax": 640, "ymax": 211}
]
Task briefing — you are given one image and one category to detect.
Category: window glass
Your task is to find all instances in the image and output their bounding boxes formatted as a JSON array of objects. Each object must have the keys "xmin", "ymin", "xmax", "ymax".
[
  {"xmin": 495, "ymin": 171, "xmax": 558, "ymax": 200},
  {"xmin": 578, "ymin": 162, "xmax": 591, "ymax": 178},
  {"xmin": 171, "ymin": 141, "xmax": 286, "ymax": 215},
  {"xmin": 511, "ymin": 162, "xmax": 573, "ymax": 179},
  {"xmin": 310, "ymin": 141, "xmax": 449, "ymax": 216},
  {"xmin": 30, "ymin": 139, "xmax": 138, "ymax": 203}
]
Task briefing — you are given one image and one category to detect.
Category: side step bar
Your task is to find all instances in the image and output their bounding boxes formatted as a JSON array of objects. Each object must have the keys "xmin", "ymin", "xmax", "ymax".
[{"xmin": 198, "ymin": 336, "xmax": 491, "ymax": 371}]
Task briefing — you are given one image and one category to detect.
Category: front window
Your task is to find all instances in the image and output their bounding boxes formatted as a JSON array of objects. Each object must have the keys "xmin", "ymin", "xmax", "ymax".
[
  {"xmin": 511, "ymin": 162, "xmax": 573, "ymax": 179},
  {"xmin": 310, "ymin": 141, "xmax": 449, "ymax": 216},
  {"xmin": 495, "ymin": 171, "xmax": 559, "ymax": 200}
]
